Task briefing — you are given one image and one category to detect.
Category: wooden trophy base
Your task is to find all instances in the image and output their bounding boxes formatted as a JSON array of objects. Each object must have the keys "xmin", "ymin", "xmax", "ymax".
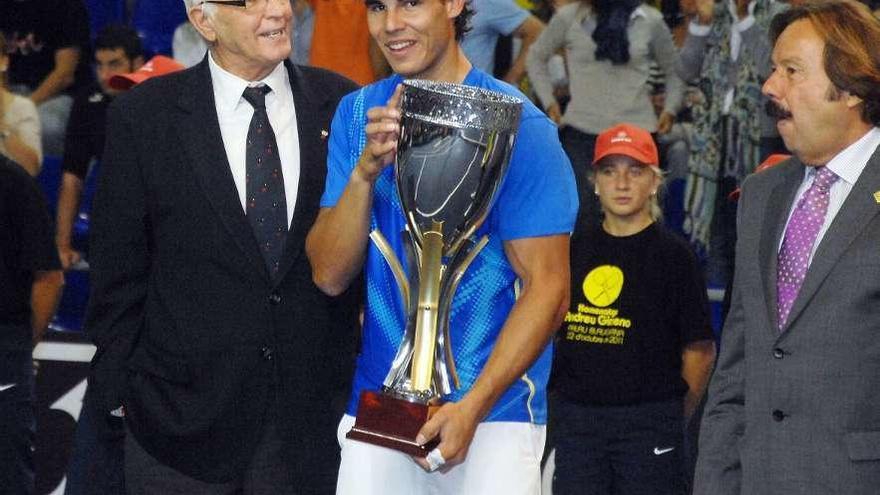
[{"xmin": 346, "ymin": 390, "xmax": 440, "ymax": 457}]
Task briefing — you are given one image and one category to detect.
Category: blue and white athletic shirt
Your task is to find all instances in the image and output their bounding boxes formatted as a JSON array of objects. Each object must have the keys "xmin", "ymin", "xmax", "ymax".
[{"xmin": 321, "ymin": 68, "xmax": 578, "ymax": 424}]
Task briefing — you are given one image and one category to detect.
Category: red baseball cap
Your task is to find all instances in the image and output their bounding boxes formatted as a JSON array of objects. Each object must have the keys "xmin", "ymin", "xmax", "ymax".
[
  {"xmin": 593, "ymin": 123, "xmax": 659, "ymax": 167},
  {"xmin": 108, "ymin": 55, "xmax": 185, "ymax": 91},
  {"xmin": 728, "ymin": 153, "xmax": 791, "ymax": 201}
]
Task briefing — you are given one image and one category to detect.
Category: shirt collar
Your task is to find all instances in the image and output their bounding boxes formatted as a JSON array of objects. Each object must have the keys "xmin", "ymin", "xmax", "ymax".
[
  {"xmin": 727, "ymin": 0, "xmax": 756, "ymax": 31},
  {"xmin": 208, "ymin": 51, "xmax": 288, "ymax": 114},
  {"xmin": 820, "ymin": 127, "xmax": 880, "ymax": 186},
  {"xmin": 631, "ymin": 6, "xmax": 647, "ymax": 21}
]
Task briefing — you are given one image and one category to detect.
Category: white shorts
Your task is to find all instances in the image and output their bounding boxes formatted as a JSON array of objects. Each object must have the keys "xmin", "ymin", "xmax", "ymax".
[{"xmin": 335, "ymin": 414, "xmax": 546, "ymax": 495}]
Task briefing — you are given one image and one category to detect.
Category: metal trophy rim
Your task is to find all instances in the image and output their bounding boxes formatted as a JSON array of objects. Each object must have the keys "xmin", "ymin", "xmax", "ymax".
[{"xmin": 400, "ymin": 79, "xmax": 523, "ymax": 131}]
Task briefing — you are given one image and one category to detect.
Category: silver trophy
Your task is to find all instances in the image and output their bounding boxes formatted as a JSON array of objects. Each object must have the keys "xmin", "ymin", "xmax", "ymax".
[{"xmin": 347, "ymin": 80, "xmax": 522, "ymax": 456}]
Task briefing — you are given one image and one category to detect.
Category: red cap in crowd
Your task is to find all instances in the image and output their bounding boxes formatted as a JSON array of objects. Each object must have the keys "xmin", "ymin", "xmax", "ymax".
[
  {"xmin": 728, "ymin": 153, "xmax": 791, "ymax": 201},
  {"xmin": 593, "ymin": 123, "xmax": 659, "ymax": 167},
  {"xmin": 108, "ymin": 55, "xmax": 185, "ymax": 91}
]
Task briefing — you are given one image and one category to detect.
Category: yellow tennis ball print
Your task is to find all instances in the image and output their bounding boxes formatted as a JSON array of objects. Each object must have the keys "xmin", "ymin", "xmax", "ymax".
[{"xmin": 582, "ymin": 265, "xmax": 624, "ymax": 307}]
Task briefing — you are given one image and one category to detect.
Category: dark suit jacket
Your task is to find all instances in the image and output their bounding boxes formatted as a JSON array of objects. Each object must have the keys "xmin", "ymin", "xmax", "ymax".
[
  {"xmin": 85, "ymin": 59, "xmax": 359, "ymax": 487},
  {"xmin": 694, "ymin": 148, "xmax": 880, "ymax": 494}
]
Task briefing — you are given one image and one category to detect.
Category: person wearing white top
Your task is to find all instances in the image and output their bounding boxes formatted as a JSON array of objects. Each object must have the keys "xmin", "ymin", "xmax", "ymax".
[{"xmin": 0, "ymin": 33, "xmax": 42, "ymax": 176}]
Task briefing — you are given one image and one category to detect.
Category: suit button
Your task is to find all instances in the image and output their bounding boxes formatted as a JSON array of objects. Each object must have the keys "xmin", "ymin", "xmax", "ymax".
[
  {"xmin": 773, "ymin": 348, "xmax": 785, "ymax": 359},
  {"xmin": 261, "ymin": 347, "xmax": 274, "ymax": 360},
  {"xmin": 268, "ymin": 292, "xmax": 282, "ymax": 305},
  {"xmin": 772, "ymin": 409, "xmax": 785, "ymax": 422}
]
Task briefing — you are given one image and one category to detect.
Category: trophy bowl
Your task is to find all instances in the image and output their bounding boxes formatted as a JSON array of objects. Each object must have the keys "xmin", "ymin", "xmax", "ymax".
[{"xmin": 347, "ymin": 80, "xmax": 522, "ymax": 457}]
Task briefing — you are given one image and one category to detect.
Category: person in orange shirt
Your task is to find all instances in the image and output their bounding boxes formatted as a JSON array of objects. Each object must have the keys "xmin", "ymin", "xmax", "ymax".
[{"xmin": 308, "ymin": 0, "xmax": 389, "ymax": 85}]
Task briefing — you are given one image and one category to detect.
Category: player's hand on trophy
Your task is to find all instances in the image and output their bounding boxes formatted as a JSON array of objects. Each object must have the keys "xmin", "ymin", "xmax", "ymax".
[
  {"xmin": 414, "ymin": 400, "xmax": 481, "ymax": 472},
  {"xmin": 357, "ymin": 84, "xmax": 404, "ymax": 183}
]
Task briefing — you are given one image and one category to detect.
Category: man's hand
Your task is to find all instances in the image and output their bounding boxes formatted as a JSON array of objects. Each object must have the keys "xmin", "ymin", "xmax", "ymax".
[
  {"xmin": 357, "ymin": 84, "xmax": 404, "ymax": 183},
  {"xmin": 414, "ymin": 400, "xmax": 482, "ymax": 471},
  {"xmin": 546, "ymin": 103, "xmax": 563, "ymax": 125},
  {"xmin": 57, "ymin": 244, "xmax": 82, "ymax": 271},
  {"xmin": 657, "ymin": 111, "xmax": 676, "ymax": 135}
]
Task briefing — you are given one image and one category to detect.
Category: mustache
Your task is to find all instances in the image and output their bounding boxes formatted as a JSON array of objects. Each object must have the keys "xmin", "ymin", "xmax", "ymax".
[{"xmin": 765, "ymin": 100, "xmax": 793, "ymax": 120}]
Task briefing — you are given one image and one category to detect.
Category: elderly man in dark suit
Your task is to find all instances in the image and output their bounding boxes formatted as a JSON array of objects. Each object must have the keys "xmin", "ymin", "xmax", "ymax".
[
  {"xmin": 694, "ymin": 1, "xmax": 880, "ymax": 494},
  {"xmin": 84, "ymin": 0, "xmax": 358, "ymax": 492}
]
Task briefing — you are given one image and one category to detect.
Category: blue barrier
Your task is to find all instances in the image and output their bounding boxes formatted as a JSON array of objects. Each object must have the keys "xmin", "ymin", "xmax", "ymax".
[
  {"xmin": 84, "ymin": 0, "xmax": 126, "ymax": 39},
  {"xmin": 37, "ymin": 156, "xmax": 100, "ymax": 335},
  {"xmin": 131, "ymin": 0, "xmax": 188, "ymax": 57}
]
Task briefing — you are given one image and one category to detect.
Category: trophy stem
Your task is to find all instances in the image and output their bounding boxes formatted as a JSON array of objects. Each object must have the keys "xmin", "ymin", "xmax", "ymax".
[{"xmin": 410, "ymin": 221, "xmax": 444, "ymax": 392}]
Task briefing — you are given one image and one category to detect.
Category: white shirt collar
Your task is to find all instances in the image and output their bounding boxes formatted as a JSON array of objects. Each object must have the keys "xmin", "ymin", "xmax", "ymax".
[
  {"xmin": 822, "ymin": 127, "xmax": 880, "ymax": 186},
  {"xmin": 208, "ymin": 51, "xmax": 288, "ymax": 114},
  {"xmin": 631, "ymin": 6, "xmax": 647, "ymax": 21},
  {"xmin": 728, "ymin": 0, "xmax": 757, "ymax": 30}
]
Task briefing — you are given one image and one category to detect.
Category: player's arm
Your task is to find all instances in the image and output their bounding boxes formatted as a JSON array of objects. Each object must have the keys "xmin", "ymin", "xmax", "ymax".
[
  {"xmin": 307, "ymin": 85, "xmax": 403, "ymax": 296},
  {"xmin": 415, "ymin": 233, "xmax": 570, "ymax": 467}
]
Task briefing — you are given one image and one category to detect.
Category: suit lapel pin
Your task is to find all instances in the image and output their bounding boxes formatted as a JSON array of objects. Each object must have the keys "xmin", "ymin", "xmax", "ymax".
[
  {"xmin": 320, "ymin": 129, "xmax": 329, "ymax": 140},
  {"xmin": 874, "ymin": 191, "xmax": 880, "ymax": 204}
]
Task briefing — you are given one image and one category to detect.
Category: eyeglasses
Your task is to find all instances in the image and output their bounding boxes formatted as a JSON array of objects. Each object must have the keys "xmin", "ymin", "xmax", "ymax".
[{"xmin": 201, "ymin": 0, "xmax": 290, "ymax": 9}]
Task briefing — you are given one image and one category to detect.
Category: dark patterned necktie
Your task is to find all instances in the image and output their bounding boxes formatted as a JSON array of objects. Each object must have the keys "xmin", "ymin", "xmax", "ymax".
[{"xmin": 242, "ymin": 85, "xmax": 287, "ymax": 278}]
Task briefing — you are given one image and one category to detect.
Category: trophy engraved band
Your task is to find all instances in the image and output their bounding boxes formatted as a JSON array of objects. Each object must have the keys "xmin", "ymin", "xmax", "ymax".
[{"xmin": 347, "ymin": 80, "xmax": 522, "ymax": 456}]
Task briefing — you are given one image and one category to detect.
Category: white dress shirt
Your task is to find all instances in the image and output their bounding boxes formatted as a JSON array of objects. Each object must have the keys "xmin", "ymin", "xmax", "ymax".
[
  {"xmin": 780, "ymin": 127, "xmax": 880, "ymax": 264},
  {"xmin": 208, "ymin": 52, "xmax": 300, "ymax": 227}
]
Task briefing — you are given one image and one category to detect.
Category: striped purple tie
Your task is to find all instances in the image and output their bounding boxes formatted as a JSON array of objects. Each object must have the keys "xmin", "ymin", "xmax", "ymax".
[{"xmin": 776, "ymin": 166, "xmax": 838, "ymax": 329}]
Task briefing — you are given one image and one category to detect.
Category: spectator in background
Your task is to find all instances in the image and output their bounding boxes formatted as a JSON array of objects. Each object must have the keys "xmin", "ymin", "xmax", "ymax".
[
  {"xmin": 56, "ymin": 25, "xmax": 145, "ymax": 271},
  {"xmin": 461, "ymin": 0, "xmax": 545, "ymax": 85},
  {"xmin": 171, "ymin": 21, "xmax": 208, "ymax": 68},
  {"xmin": 0, "ymin": 32, "xmax": 42, "ymax": 176},
  {"xmin": 0, "ymin": 155, "xmax": 64, "ymax": 495},
  {"xmin": 57, "ymin": 29, "xmax": 150, "ymax": 495},
  {"xmin": 309, "ymin": 0, "xmax": 389, "ymax": 85},
  {"xmin": 552, "ymin": 123, "xmax": 715, "ymax": 495},
  {"xmin": 677, "ymin": 0, "xmax": 788, "ymax": 287},
  {"xmin": 290, "ymin": 0, "xmax": 315, "ymax": 65},
  {"xmin": 0, "ymin": 0, "xmax": 91, "ymax": 157},
  {"xmin": 527, "ymin": 0, "xmax": 684, "ymax": 228}
]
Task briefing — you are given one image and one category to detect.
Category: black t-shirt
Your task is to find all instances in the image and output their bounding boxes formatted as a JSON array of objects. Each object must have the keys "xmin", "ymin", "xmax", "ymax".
[
  {"xmin": 0, "ymin": 0, "xmax": 91, "ymax": 93},
  {"xmin": 0, "ymin": 157, "xmax": 61, "ymax": 348},
  {"xmin": 553, "ymin": 222, "xmax": 713, "ymax": 406},
  {"xmin": 62, "ymin": 85, "xmax": 112, "ymax": 180}
]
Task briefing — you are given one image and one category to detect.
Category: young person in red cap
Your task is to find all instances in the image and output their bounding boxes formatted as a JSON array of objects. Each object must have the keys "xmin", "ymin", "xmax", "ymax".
[{"xmin": 550, "ymin": 123, "xmax": 716, "ymax": 495}]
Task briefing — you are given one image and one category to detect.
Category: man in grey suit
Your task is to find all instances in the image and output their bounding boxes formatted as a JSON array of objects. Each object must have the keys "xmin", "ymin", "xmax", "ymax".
[{"xmin": 694, "ymin": 1, "xmax": 880, "ymax": 494}]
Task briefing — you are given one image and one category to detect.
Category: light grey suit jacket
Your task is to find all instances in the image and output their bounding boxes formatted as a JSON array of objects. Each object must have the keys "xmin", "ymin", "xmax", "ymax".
[{"xmin": 694, "ymin": 148, "xmax": 880, "ymax": 494}]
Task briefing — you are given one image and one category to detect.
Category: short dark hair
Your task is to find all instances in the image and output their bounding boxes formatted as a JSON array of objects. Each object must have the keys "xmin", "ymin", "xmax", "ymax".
[
  {"xmin": 770, "ymin": 0, "xmax": 880, "ymax": 126},
  {"xmin": 94, "ymin": 24, "xmax": 144, "ymax": 61},
  {"xmin": 454, "ymin": 0, "xmax": 474, "ymax": 41}
]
